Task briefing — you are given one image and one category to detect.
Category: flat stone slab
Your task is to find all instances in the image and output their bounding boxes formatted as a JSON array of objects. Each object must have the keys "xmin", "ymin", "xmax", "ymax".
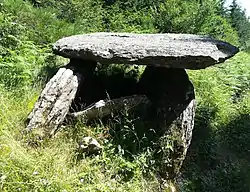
[{"xmin": 53, "ymin": 33, "xmax": 239, "ymax": 69}]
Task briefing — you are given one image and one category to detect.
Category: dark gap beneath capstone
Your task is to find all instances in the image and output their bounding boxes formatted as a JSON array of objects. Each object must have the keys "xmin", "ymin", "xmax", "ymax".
[
  {"xmin": 65, "ymin": 60, "xmax": 195, "ymax": 180},
  {"xmin": 69, "ymin": 61, "xmax": 140, "ymax": 112}
]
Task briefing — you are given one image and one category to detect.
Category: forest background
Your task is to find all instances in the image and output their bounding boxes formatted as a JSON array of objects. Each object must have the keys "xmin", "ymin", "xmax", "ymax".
[{"xmin": 0, "ymin": 0, "xmax": 250, "ymax": 191}]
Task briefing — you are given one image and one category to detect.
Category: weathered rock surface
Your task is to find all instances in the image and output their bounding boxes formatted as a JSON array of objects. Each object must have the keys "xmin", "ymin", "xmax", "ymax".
[
  {"xmin": 70, "ymin": 95, "xmax": 149, "ymax": 120},
  {"xmin": 26, "ymin": 59, "xmax": 97, "ymax": 136},
  {"xmin": 26, "ymin": 67, "xmax": 81, "ymax": 136},
  {"xmin": 79, "ymin": 137, "xmax": 102, "ymax": 155},
  {"xmin": 53, "ymin": 32, "xmax": 239, "ymax": 69}
]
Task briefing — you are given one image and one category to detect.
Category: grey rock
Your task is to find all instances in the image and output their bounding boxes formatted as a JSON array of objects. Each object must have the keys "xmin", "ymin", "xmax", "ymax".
[
  {"xmin": 70, "ymin": 95, "xmax": 149, "ymax": 120},
  {"xmin": 53, "ymin": 32, "xmax": 239, "ymax": 69},
  {"xmin": 26, "ymin": 60, "xmax": 97, "ymax": 137},
  {"xmin": 26, "ymin": 67, "xmax": 81, "ymax": 136},
  {"xmin": 79, "ymin": 137, "xmax": 102, "ymax": 154}
]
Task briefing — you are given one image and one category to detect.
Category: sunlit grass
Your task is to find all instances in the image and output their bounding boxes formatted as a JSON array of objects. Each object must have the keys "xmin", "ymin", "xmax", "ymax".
[{"xmin": 0, "ymin": 86, "xmax": 163, "ymax": 191}]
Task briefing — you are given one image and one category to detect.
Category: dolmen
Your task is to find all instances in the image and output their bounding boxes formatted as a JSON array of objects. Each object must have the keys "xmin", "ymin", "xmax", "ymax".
[{"xmin": 26, "ymin": 33, "xmax": 238, "ymax": 179}]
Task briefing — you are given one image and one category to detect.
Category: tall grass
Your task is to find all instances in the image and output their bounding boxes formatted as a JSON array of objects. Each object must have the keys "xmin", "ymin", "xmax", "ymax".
[{"xmin": 0, "ymin": 86, "xmax": 165, "ymax": 191}]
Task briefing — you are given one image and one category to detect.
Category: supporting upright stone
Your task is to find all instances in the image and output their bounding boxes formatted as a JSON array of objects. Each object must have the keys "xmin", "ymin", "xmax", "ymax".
[
  {"xmin": 139, "ymin": 67, "xmax": 195, "ymax": 179},
  {"xmin": 26, "ymin": 59, "xmax": 97, "ymax": 136}
]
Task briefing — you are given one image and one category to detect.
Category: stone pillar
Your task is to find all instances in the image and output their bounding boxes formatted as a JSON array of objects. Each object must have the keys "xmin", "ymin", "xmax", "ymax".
[
  {"xmin": 139, "ymin": 67, "xmax": 195, "ymax": 179},
  {"xmin": 26, "ymin": 59, "xmax": 97, "ymax": 137}
]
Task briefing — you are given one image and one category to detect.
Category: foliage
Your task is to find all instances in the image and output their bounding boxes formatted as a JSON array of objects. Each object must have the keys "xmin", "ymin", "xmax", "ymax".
[
  {"xmin": 0, "ymin": 41, "xmax": 50, "ymax": 89},
  {"xmin": 228, "ymin": 0, "xmax": 250, "ymax": 49},
  {"xmin": 152, "ymin": 0, "xmax": 239, "ymax": 45},
  {"xmin": 103, "ymin": 5, "xmax": 156, "ymax": 33},
  {"xmin": 0, "ymin": 12, "xmax": 24, "ymax": 49},
  {"xmin": 2, "ymin": 0, "xmax": 105, "ymax": 44}
]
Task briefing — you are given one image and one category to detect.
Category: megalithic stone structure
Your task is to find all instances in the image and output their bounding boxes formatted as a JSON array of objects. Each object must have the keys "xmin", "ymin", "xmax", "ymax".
[{"xmin": 26, "ymin": 32, "xmax": 239, "ymax": 178}]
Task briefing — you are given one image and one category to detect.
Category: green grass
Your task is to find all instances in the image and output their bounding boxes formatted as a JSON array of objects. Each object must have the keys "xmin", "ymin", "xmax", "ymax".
[{"xmin": 0, "ymin": 87, "xmax": 164, "ymax": 192}]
